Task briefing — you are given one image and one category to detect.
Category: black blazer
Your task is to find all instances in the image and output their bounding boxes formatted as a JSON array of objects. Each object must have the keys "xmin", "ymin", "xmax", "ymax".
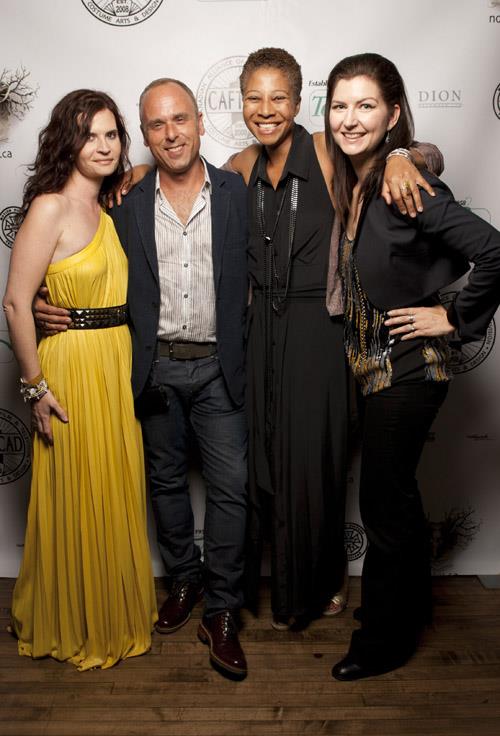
[
  {"xmin": 354, "ymin": 172, "xmax": 500, "ymax": 343},
  {"xmin": 111, "ymin": 162, "xmax": 248, "ymax": 405}
]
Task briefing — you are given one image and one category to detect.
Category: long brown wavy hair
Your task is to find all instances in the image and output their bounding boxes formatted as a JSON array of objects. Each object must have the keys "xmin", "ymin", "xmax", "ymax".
[
  {"xmin": 21, "ymin": 89, "xmax": 130, "ymax": 219},
  {"xmin": 324, "ymin": 53, "xmax": 414, "ymax": 230}
]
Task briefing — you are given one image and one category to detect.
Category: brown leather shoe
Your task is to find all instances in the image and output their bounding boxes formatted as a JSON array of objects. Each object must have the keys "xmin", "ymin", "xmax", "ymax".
[
  {"xmin": 198, "ymin": 611, "xmax": 247, "ymax": 678},
  {"xmin": 155, "ymin": 580, "xmax": 204, "ymax": 634}
]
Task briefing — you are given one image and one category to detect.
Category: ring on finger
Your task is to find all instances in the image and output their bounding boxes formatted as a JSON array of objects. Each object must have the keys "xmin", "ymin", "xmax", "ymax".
[
  {"xmin": 409, "ymin": 314, "xmax": 415, "ymax": 323},
  {"xmin": 401, "ymin": 180, "xmax": 411, "ymax": 195},
  {"xmin": 411, "ymin": 324, "xmax": 416, "ymax": 332}
]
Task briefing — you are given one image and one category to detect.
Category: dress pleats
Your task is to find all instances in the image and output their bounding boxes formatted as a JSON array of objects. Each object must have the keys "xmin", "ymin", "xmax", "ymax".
[{"xmin": 12, "ymin": 211, "xmax": 157, "ymax": 670}]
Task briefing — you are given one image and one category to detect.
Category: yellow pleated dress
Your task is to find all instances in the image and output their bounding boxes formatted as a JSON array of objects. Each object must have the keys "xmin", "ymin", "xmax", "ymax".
[{"xmin": 11, "ymin": 211, "xmax": 158, "ymax": 670}]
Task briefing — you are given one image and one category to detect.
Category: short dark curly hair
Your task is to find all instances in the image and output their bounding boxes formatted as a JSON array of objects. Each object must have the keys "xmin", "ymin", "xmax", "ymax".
[{"xmin": 239, "ymin": 47, "xmax": 302, "ymax": 103}]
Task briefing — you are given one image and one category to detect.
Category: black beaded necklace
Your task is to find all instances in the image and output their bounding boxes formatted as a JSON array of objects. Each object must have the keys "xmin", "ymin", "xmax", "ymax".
[
  {"xmin": 256, "ymin": 175, "xmax": 299, "ymax": 313},
  {"xmin": 256, "ymin": 173, "xmax": 299, "ymax": 464}
]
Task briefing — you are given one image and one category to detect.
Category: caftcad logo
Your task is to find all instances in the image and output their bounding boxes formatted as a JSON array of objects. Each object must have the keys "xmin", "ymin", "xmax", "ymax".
[
  {"xmin": 81, "ymin": 0, "xmax": 164, "ymax": 26},
  {"xmin": 197, "ymin": 57, "xmax": 254, "ymax": 149},
  {"xmin": 493, "ymin": 83, "xmax": 500, "ymax": 119},
  {"xmin": 0, "ymin": 409, "xmax": 31, "ymax": 485},
  {"xmin": 0, "ymin": 206, "xmax": 21, "ymax": 249},
  {"xmin": 440, "ymin": 290, "xmax": 496, "ymax": 373}
]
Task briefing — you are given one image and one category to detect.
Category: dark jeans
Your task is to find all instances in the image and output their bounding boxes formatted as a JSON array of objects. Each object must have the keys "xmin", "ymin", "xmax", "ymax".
[
  {"xmin": 350, "ymin": 381, "xmax": 449, "ymax": 666},
  {"xmin": 140, "ymin": 352, "xmax": 247, "ymax": 615}
]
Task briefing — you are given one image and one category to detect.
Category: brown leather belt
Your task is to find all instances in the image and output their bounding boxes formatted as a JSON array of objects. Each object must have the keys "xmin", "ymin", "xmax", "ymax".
[
  {"xmin": 68, "ymin": 304, "xmax": 128, "ymax": 329},
  {"xmin": 158, "ymin": 341, "xmax": 217, "ymax": 360}
]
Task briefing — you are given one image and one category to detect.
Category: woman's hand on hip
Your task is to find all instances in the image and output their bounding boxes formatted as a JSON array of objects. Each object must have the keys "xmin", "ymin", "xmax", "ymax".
[{"xmin": 385, "ymin": 304, "xmax": 456, "ymax": 340}]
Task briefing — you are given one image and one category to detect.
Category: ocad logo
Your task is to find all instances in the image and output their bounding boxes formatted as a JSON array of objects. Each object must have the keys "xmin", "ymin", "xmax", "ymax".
[{"xmin": 0, "ymin": 408, "xmax": 31, "ymax": 485}]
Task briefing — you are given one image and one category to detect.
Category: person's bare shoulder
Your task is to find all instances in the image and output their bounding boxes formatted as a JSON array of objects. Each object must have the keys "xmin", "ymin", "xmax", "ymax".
[
  {"xmin": 312, "ymin": 130, "xmax": 326, "ymax": 149},
  {"xmin": 28, "ymin": 192, "xmax": 66, "ymax": 218},
  {"xmin": 312, "ymin": 131, "xmax": 334, "ymax": 200},
  {"xmin": 312, "ymin": 131, "xmax": 329, "ymax": 166},
  {"xmin": 9, "ymin": 193, "xmax": 66, "ymax": 278},
  {"xmin": 20, "ymin": 193, "xmax": 67, "ymax": 238},
  {"xmin": 230, "ymin": 143, "xmax": 262, "ymax": 184}
]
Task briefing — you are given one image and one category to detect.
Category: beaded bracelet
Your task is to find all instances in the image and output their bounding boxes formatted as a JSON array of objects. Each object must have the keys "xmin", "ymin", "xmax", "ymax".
[
  {"xmin": 19, "ymin": 376, "xmax": 49, "ymax": 403},
  {"xmin": 386, "ymin": 148, "xmax": 411, "ymax": 162}
]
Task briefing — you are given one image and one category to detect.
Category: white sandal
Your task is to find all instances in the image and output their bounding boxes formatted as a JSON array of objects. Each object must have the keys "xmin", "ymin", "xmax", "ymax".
[
  {"xmin": 323, "ymin": 592, "xmax": 347, "ymax": 616},
  {"xmin": 323, "ymin": 569, "xmax": 349, "ymax": 616}
]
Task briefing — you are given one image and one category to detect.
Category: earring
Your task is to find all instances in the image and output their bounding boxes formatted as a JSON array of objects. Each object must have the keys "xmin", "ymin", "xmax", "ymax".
[{"xmin": 385, "ymin": 130, "xmax": 390, "ymax": 144}]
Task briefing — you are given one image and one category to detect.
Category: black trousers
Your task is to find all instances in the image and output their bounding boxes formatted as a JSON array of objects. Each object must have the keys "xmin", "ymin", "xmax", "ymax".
[{"xmin": 350, "ymin": 381, "xmax": 449, "ymax": 666}]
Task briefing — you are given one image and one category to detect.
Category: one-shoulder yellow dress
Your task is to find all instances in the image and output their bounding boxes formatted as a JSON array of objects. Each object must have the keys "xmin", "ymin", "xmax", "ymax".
[{"xmin": 11, "ymin": 211, "xmax": 158, "ymax": 670}]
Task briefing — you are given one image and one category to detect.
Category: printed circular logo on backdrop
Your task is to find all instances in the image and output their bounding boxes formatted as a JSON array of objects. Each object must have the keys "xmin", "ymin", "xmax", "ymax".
[
  {"xmin": 440, "ymin": 291, "xmax": 496, "ymax": 373},
  {"xmin": 0, "ymin": 206, "xmax": 21, "ymax": 249},
  {"xmin": 81, "ymin": 0, "xmax": 164, "ymax": 27},
  {"xmin": 197, "ymin": 56, "xmax": 254, "ymax": 149},
  {"xmin": 0, "ymin": 408, "xmax": 31, "ymax": 485},
  {"xmin": 344, "ymin": 522, "xmax": 367, "ymax": 561},
  {"xmin": 493, "ymin": 83, "xmax": 500, "ymax": 119}
]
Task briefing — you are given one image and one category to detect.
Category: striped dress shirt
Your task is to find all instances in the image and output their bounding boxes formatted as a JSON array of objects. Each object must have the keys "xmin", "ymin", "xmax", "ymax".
[{"xmin": 154, "ymin": 162, "xmax": 216, "ymax": 342}]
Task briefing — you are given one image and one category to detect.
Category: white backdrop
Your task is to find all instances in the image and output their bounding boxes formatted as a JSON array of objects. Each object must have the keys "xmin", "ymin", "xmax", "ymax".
[{"xmin": 1, "ymin": 0, "xmax": 499, "ymax": 578}]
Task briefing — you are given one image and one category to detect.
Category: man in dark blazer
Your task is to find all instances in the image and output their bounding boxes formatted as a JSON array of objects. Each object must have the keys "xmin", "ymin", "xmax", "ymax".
[{"xmin": 111, "ymin": 78, "xmax": 249, "ymax": 679}]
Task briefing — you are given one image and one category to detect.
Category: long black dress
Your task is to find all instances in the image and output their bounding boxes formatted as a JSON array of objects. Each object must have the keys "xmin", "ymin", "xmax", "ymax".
[{"xmin": 245, "ymin": 124, "xmax": 348, "ymax": 619}]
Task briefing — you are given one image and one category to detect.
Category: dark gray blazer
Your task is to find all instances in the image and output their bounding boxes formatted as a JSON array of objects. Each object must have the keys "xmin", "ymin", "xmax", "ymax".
[
  {"xmin": 354, "ymin": 172, "xmax": 500, "ymax": 344},
  {"xmin": 111, "ymin": 162, "xmax": 248, "ymax": 405}
]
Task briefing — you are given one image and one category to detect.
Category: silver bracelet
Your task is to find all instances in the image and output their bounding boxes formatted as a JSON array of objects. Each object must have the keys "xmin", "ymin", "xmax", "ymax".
[
  {"xmin": 386, "ymin": 148, "xmax": 411, "ymax": 162},
  {"xmin": 20, "ymin": 377, "xmax": 49, "ymax": 403}
]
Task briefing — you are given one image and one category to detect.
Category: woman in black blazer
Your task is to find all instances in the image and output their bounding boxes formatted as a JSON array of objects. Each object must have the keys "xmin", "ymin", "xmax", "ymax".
[{"xmin": 324, "ymin": 53, "xmax": 500, "ymax": 680}]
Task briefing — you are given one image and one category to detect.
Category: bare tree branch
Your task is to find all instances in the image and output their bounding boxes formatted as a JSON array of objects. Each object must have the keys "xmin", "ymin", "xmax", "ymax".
[{"xmin": 0, "ymin": 67, "xmax": 38, "ymax": 120}]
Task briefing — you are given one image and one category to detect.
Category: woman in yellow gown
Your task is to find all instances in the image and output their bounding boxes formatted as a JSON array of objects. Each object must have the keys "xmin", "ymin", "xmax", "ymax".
[{"xmin": 3, "ymin": 89, "xmax": 157, "ymax": 670}]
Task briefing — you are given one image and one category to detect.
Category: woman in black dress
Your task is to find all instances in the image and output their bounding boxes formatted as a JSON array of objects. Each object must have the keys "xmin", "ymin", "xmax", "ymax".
[
  {"xmin": 244, "ymin": 115, "xmax": 348, "ymax": 629},
  {"xmin": 232, "ymin": 48, "xmax": 438, "ymax": 629}
]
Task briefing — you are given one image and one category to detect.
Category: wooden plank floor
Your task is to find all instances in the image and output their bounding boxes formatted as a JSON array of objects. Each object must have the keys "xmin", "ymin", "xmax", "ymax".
[{"xmin": 1, "ymin": 576, "xmax": 499, "ymax": 735}]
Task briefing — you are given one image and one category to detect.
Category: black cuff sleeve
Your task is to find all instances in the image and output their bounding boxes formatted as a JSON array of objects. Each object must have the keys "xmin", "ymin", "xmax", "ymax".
[{"xmin": 446, "ymin": 299, "xmax": 460, "ymax": 330}]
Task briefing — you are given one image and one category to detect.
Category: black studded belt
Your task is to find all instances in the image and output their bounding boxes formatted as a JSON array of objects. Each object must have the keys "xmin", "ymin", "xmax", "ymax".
[
  {"xmin": 68, "ymin": 304, "xmax": 128, "ymax": 329},
  {"xmin": 158, "ymin": 340, "xmax": 217, "ymax": 360}
]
